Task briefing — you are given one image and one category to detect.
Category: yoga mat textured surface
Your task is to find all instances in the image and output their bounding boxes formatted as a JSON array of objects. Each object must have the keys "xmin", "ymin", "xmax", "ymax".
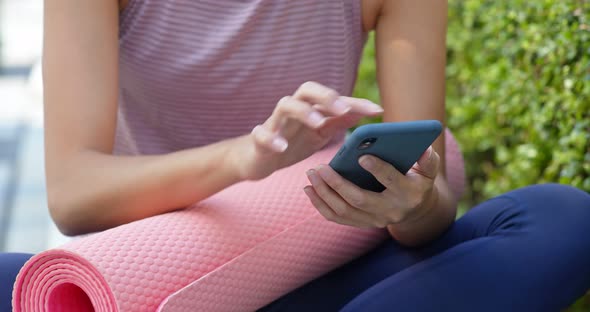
[{"xmin": 13, "ymin": 130, "xmax": 464, "ymax": 311}]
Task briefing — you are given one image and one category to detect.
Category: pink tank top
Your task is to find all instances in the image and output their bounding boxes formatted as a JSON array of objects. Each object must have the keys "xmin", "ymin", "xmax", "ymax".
[{"xmin": 115, "ymin": 0, "xmax": 366, "ymax": 155}]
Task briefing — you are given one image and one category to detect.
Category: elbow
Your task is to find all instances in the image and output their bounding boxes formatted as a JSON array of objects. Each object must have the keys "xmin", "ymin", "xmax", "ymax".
[
  {"xmin": 47, "ymin": 182, "xmax": 96, "ymax": 236},
  {"xmin": 47, "ymin": 192, "xmax": 82, "ymax": 236}
]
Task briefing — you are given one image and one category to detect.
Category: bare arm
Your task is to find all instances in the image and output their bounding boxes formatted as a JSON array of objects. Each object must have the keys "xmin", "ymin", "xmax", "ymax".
[
  {"xmin": 44, "ymin": 0, "xmax": 246, "ymax": 235},
  {"xmin": 44, "ymin": 0, "xmax": 382, "ymax": 235},
  {"xmin": 375, "ymin": 0, "xmax": 456, "ymax": 245}
]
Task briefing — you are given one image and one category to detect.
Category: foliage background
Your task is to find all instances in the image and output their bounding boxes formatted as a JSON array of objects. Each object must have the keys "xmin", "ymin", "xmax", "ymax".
[
  {"xmin": 354, "ymin": 0, "xmax": 590, "ymax": 204},
  {"xmin": 352, "ymin": 0, "xmax": 589, "ymax": 309}
]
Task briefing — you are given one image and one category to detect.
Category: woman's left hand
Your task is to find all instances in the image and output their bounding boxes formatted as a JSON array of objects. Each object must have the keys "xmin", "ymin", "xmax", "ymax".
[{"xmin": 304, "ymin": 146, "xmax": 440, "ymax": 229}]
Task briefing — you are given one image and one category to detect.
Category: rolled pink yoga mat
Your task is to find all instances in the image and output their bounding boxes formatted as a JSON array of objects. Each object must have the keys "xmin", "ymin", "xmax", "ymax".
[{"xmin": 13, "ymin": 130, "xmax": 464, "ymax": 311}]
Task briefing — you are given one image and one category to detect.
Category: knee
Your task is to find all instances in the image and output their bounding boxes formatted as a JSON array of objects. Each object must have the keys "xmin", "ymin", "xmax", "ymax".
[
  {"xmin": 508, "ymin": 183, "xmax": 589, "ymax": 209},
  {"xmin": 506, "ymin": 183, "xmax": 590, "ymax": 231}
]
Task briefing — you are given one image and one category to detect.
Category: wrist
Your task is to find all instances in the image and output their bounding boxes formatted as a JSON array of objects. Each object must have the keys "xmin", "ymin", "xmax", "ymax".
[
  {"xmin": 386, "ymin": 182, "xmax": 438, "ymax": 234},
  {"xmin": 225, "ymin": 134, "xmax": 252, "ymax": 182},
  {"xmin": 398, "ymin": 183, "xmax": 440, "ymax": 228},
  {"xmin": 227, "ymin": 133, "xmax": 277, "ymax": 181},
  {"xmin": 387, "ymin": 179, "xmax": 457, "ymax": 247}
]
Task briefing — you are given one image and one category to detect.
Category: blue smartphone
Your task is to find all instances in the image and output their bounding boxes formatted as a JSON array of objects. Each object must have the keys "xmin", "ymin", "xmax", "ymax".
[{"xmin": 329, "ymin": 120, "xmax": 442, "ymax": 192}]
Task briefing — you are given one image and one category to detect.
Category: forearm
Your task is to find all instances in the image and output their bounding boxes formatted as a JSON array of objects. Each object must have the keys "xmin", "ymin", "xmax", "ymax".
[
  {"xmin": 48, "ymin": 135, "xmax": 245, "ymax": 235},
  {"xmin": 387, "ymin": 176, "xmax": 457, "ymax": 247},
  {"xmin": 375, "ymin": 0, "xmax": 452, "ymax": 247}
]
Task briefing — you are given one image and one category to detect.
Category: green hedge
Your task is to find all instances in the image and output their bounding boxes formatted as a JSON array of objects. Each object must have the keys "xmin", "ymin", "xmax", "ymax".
[{"xmin": 353, "ymin": 0, "xmax": 590, "ymax": 206}]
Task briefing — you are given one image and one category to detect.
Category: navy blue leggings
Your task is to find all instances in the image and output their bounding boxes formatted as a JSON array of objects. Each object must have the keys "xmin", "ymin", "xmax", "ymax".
[
  {"xmin": 0, "ymin": 253, "xmax": 31, "ymax": 312},
  {"xmin": 2, "ymin": 184, "xmax": 590, "ymax": 312}
]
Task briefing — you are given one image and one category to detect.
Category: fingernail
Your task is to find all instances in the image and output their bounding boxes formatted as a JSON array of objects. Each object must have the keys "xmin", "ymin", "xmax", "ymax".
[
  {"xmin": 306, "ymin": 169, "xmax": 320, "ymax": 186},
  {"xmin": 303, "ymin": 186, "xmax": 312, "ymax": 195},
  {"xmin": 362, "ymin": 100, "xmax": 383, "ymax": 112},
  {"xmin": 426, "ymin": 146, "xmax": 433, "ymax": 160},
  {"xmin": 359, "ymin": 155, "xmax": 374, "ymax": 169},
  {"xmin": 333, "ymin": 99, "xmax": 351, "ymax": 114},
  {"xmin": 308, "ymin": 111, "xmax": 326, "ymax": 127},
  {"xmin": 272, "ymin": 137, "xmax": 288, "ymax": 152}
]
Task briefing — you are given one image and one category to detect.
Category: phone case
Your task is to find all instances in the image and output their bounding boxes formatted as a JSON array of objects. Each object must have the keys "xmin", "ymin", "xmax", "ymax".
[{"xmin": 329, "ymin": 120, "xmax": 442, "ymax": 192}]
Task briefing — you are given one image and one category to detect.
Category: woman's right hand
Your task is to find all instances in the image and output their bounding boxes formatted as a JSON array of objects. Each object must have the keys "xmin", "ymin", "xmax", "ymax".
[{"xmin": 233, "ymin": 81, "xmax": 384, "ymax": 181}]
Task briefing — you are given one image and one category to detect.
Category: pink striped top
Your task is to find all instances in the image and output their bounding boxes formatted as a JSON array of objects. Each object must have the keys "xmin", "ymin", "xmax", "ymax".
[{"xmin": 115, "ymin": 0, "xmax": 366, "ymax": 155}]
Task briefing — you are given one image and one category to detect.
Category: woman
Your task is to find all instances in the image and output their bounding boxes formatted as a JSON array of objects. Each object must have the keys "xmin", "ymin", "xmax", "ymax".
[{"xmin": 2, "ymin": 0, "xmax": 590, "ymax": 311}]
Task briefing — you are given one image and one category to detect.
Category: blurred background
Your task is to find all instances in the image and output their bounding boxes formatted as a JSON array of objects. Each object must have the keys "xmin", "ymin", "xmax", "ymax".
[
  {"xmin": 0, "ymin": 0, "xmax": 69, "ymax": 255},
  {"xmin": 0, "ymin": 0, "xmax": 588, "ymax": 309}
]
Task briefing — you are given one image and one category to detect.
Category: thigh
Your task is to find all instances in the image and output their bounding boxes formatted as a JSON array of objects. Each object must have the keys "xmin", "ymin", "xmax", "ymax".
[
  {"xmin": 0, "ymin": 253, "xmax": 33, "ymax": 312},
  {"xmin": 341, "ymin": 184, "xmax": 590, "ymax": 312}
]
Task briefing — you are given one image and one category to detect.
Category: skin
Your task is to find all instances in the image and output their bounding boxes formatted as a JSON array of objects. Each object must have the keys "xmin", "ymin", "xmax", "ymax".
[
  {"xmin": 305, "ymin": 0, "xmax": 456, "ymax": 247},
  {"xmin": 44, "ymin": 0, "xmax": 455, "ymax": 247}
]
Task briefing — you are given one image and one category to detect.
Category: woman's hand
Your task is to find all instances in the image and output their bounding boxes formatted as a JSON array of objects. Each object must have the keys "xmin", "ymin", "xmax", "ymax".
[
  {"xmin": 304, "ymin": 146, "xmax": 440, "ymax": 229},
  {"xmin": 233, "ymin": 81, "xmax": 383, "ymax": 181}
]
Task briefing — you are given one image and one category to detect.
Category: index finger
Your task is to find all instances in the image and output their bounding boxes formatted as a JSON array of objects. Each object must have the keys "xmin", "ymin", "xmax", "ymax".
[
  {"xmin": 337, "ymin": 96, "xmax": 383, "ymax": 116},
  {"xmin": 293, "ymin": 81, "xmax": 349, "ymax": 116}
]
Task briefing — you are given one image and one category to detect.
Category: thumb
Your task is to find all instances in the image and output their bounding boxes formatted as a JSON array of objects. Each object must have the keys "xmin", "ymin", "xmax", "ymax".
[{"xmin": 413, "ymin": 146, "xmax": 439, "ymax": 180}]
